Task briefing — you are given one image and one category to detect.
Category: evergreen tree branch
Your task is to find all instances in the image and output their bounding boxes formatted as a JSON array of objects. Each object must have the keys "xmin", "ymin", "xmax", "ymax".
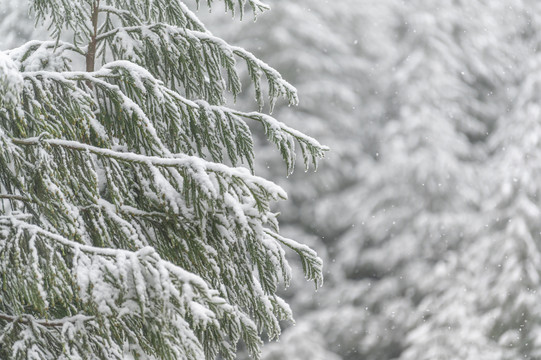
[
  {"xmin": 11, "ymin": 136, "xmax": 286, "ymax": 200},
  {"xmin": 1, "ymin": 213, "xmax": 264, "ymax": 359},
  {"xmin": 94, "ymin": 22, "xmax": 297, "ymax": 108},
  {"xmin": 18, "ymin": 64, "xmax": 326, "ymax": 172},
  {"xmin": 264, "ymin": 229, "xmax": 324, "ymax": 287},
  {"xmin": 0, "ymin": 313, "xmax": 94, "ymax": 327},
  {"xmin": 198, "ymin": 0, "xmax": 270, "ymax": 19}
]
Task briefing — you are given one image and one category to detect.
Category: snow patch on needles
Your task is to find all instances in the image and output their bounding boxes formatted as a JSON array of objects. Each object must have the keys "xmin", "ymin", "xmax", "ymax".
[{"xmin": 0, "ymin": 52, "xmax": 23, "ymax": 107}]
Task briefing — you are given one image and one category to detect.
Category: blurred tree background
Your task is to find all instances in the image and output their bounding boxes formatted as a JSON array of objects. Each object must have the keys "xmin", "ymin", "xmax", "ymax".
[
  {"xmin": 0, "ymin": 0, "xmax": 43, "ymax": 50},
  {"xmin": 5, "ymin": 0, "xmax": 541, "ymax": 359}
]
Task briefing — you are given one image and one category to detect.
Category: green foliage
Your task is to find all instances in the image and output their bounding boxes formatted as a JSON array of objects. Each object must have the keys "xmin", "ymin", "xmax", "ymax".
[{"xmin": 0, "ymin": 0, "xmax": 327, "ymax": 359}]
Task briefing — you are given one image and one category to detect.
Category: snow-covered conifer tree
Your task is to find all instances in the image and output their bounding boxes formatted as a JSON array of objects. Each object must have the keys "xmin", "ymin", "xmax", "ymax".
[{"xmin": 0, "ymin": 0, "xmax": 327, "ymax": 359}]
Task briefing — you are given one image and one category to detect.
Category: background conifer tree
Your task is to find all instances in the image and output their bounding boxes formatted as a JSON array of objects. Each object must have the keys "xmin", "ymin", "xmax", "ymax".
[{"xmin": 0, "ymin": 1, "xmax": 327, "ymax": 359}]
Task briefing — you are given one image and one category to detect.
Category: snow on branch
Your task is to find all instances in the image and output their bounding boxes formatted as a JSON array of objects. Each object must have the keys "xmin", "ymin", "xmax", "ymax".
[
  {"xmin": 0, "ymin": 213, "xmax": 263, "ymax": 360},
  {"xmin": 9, "ymin": 134, "xmax": 287, "ymax": 243},
  {"xmin": 0, "ymin": 313, "xmax": 94, "ymax": 328},
  {"xmin": 0, "ymin": 132, "xmax": 298, "ymax": 346},
  {"xmin": 17, "ymin": 61, "xmax": 326, "ymax": 173},
  {"xmin": 0, "ymin": 52, "xmax": 24, "ymax": 107},
  {"xmin": 97, "ymin": 61, "xmax": 324, "ymax": 172},
  {"xmin": 11, "ymin": 70, "xmax": 108, "ymax": 147},
  {"xmin": 19, "ymin": 68, "xmax": 169, "ymax": 154},
  {"xmin": 232, "ymin": 110, "xmax": 329, "ymax": 172},
  {"xmin": 1, "ymin": 53, "xmax": 324, "ymax": 328},
  {"xmin": 265, "ymin": 229, "xmax": 324, "ymax": 288},
  {"xmin": 6, "ymin": 40, "xmax": 85, "ymax": 71},
  {"xmin": 95, "ymin": 20, "xmax": 297, "ymax": 110},
  {"xmin": 11, "ymin": 136, "xmax": 287, "ymax": 201}
]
